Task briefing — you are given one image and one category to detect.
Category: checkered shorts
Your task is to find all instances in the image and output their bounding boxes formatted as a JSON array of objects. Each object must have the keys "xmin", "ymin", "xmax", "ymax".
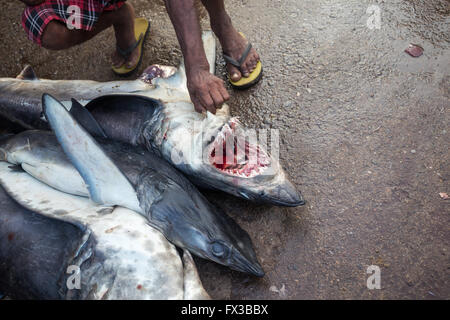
[{"xmin": 22, "ymin": 0, "xmax": 126, "ymax": 46}]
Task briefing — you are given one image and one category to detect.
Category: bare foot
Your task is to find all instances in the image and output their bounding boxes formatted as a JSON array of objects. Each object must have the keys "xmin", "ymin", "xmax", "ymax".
[
  {"xmin": 111, "ymin": 3, "xmax": 140, "ymax": 69},
  {"xmin": 111, "ymin": 50, "xmax": 125, "ymax": 68},
  {"xmin": 111, "ymin": 42, "xmax": 140, "ymax": 69},
  {"xmin": 212, "ymin": 19, "xmax": 260, "ymax": 82}
]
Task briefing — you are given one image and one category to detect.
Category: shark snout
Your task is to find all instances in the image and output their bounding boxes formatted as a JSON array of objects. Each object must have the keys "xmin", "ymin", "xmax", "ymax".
[
  {"xmin": 244, "ymin": 262, "xmax": 265, "ymax": 278},
  {"xmin": 262, "ymin": 179, "xmax": 305, "ymax": 207},
  {"xmin": 230, "ymin": 248, "xmax": 265, "ymax": 277}
]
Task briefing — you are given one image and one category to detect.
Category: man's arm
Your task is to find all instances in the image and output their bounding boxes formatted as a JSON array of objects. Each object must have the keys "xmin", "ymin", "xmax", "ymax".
[{"xmin": 164, "ymin": 0, "xmax": 229, "ymax": 114}]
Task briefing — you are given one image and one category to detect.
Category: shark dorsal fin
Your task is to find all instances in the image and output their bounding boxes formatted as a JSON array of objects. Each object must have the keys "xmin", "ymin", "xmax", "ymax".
[
  {"xmin": 70, "ymin": 99, "xmax": 108, "ymax": 139},
  {"xmin": 16, "ymin": 65, "xmax": 38, "ymax": 80},
  {"xmin": 42, "ymin": 94, "xmax": 141, "ymax": 213}
]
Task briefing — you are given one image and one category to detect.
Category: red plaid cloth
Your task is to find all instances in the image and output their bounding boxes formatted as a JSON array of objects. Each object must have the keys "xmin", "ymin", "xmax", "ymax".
[{"xmin": 22, "ymin": 0, "xmax": 126, "ymax": 46}]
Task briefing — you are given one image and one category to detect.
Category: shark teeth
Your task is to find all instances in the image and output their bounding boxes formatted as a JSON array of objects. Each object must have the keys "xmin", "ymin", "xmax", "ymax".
[{"xmin": 208, "ymin": 120, "xmax": 270, "ymax": 178}]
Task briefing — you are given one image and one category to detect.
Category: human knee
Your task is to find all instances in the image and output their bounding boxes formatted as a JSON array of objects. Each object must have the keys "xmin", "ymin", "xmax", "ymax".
[{"xmin": 41, "ymin": 21, "xmax": 76, "ymax": 50}]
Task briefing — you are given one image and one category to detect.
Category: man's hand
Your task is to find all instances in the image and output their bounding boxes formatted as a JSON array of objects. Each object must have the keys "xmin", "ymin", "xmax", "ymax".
[
  {"xmin": 186, "ymin": 67, "xmax": 230, "ymax": 114},
  {"xmin": 19, "ymin": 0, "xmax": 45, "ymax": 6},
  {"xmin": 165, "ymin": 0, "xmax": 230, "ymax": 114}
]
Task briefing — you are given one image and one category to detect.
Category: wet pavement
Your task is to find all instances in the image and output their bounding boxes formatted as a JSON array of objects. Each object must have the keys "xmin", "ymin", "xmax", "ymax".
[{"xmin": 0, "ymin": 0, "xmax": 449, "ymax": 299}]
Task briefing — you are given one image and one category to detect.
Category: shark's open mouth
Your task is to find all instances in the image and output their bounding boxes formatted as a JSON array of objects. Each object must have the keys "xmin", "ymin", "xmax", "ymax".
[{"xmin": 208, "ymin": 118, "xmax": 270, "ymax": 178}]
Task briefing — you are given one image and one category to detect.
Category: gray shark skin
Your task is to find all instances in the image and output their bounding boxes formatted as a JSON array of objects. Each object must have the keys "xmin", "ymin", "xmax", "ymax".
[
  {"xmin": 0, "ymin": 184, "xmax": 87, "ymax": 299},
  {"xmin": 0, "ymin": 174, "xmax": 210, "ymax": 300},
  {"xmin": 0, "ymin": 95, "xmax": 264, "ymax": 277},
  {"xmin": 0, "ymin": 32, "xmax": 304, "ymax": 207}
]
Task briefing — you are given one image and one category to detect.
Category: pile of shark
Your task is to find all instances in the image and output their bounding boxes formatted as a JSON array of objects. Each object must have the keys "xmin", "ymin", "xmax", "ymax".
[{"xmin": 0, "ymin": 32, "xmax": 304, "ymax": 300}]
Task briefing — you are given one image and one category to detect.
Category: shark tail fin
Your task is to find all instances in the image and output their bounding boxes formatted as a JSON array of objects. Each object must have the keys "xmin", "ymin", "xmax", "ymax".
[{"xmin": 42, "ymin": 93, "xmax": 141, "ymax": 213}]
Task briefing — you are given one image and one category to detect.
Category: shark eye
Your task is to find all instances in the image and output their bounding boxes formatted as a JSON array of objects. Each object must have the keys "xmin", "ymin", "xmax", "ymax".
[{"xmin": 211, "ymin": 241, "xmax": 228, "ymax": 258}]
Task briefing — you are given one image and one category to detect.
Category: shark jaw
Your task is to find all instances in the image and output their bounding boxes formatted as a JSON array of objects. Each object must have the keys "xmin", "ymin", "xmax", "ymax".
[{"xmin": 208, "ymin": 117, "xmax": 271, "ymax": 179}]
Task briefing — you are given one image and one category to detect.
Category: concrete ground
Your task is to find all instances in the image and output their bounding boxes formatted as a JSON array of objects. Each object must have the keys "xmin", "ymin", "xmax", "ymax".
[{"xmin": 0, "ymin": 0, "xmax": 448, "ymax": 299}]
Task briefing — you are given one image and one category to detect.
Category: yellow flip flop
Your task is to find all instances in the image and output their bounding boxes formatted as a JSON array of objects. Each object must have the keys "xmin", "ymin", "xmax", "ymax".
[
  {"xmin": 224, "ymin": 32, "xmax": 263, "ymax": 90},
  {"xmin": 112, "ymin": 18, "xmax": 150, "ymax": 77}
]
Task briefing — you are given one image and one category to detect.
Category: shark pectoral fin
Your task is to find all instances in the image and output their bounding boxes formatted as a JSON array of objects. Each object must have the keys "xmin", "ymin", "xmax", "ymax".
[
  {"xmin": 21, "ymin": 162, "xmax": 89, "ymax": 197},
  {"xmin": 182, "ymin": 250, "xmax": 211, "ymax": 300},
  {"xmin": 0, "ymin": 162, "xmax": 92, "ymax": 221},
  {"xmin": 70, "ymin": 99, "xmax": 108, "ymax": 139},
  {"xmin": 42, "ymin": 93, "xmax": 141, "ymax": 213}
]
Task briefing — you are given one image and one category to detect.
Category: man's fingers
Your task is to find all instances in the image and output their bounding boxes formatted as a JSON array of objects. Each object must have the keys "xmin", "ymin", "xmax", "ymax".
[
  {"xmin": 200, "ymin": 93, "xmax": 216, "ymax": 114},
  {"xmin": 192, "ymin": 97, "xmax": 206, "ymax": 113},
  {"xmin": 210, "ymin": 88, "xmax": 225, "ymax": 109},
  {"xmin": 218, "ymin": 85, "xmax": 230, "ymax": 102},
  {"xmin": 187, "ymin": 72, "xmax": 230, "ymax": 114},
  {"xmin": 195, "ymin": 104, "xmax": 206, "ymax": 113}
]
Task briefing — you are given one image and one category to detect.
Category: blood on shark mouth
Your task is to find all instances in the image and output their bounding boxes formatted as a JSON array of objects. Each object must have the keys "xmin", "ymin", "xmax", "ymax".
[{"xmin": 208, "ymin": 118, "xmax": 270, "ymax": 178}]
